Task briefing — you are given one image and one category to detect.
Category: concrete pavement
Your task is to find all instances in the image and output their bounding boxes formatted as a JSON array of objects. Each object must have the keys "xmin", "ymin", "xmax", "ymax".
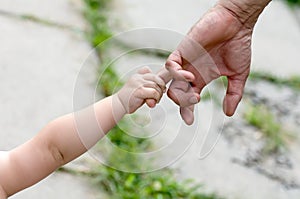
[{"xmin": 0, "ymin": 0, "xmax": 103, "ymax": 198}]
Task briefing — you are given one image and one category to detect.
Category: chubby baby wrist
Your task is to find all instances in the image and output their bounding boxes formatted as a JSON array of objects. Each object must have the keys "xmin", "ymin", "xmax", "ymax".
[{"xmin": 113, "ymin": 93, "xmax": 128, "ymax": 115}]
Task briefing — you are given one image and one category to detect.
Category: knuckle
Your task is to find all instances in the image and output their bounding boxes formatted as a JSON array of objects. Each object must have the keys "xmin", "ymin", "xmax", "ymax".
[
  {"xmin": 151, "ymin": 89, "xmax": 158, "ymax": 96},
  {"xmin": 165, "ymin": 60, "xmax": 174, "ymax": 69}
]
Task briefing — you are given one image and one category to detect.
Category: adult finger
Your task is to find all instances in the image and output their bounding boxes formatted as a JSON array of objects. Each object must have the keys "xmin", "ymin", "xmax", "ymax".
[
  {"xmin": 165, "ymin": 50, "xmax": 183, "ymax": 71},
  {"xmin": 146, "ymin": 67, "xmax": 196, "ymax": 108},
  {"xmin": 165, "ymin": 50, "xmax": 195, "ymax": 82},
  {"xmin": 223, "ymin": 76, "xmax": 247, "ymax": 116},
  {"xmin": 167, "ymin": 80, "xmax": 200, "ymax": 108},
  {"xmin": 146, "ymin": 100, "xmax": 156, "ymax": 108},
  {"xmin": 180, "ymin": 105, "xmax": 195, "ymax": 125},
  {"xmin": 176, "ymin": 70, "xmax": 195, "ymax": 82}
]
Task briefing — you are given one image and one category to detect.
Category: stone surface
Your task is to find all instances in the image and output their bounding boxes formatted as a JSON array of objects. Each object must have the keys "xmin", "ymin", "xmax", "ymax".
[
  {"xmin": 0, "ymin": 0, "xmax": 86, "ymax": 30},
  {"xmin": 110, "ymin": 0, "xmax": 217, "ymax": 34},
  {"xmin": 110, "ymin": 0, "xmax": 300, "ymax": 77},
  {"xmin": 0, "ymin": 11, "xmax": 102, "ymax": 199},
  {"xmin": 104, "ymin": 27, "xmax": 300, "ymax": 199},
  {"xmin": 0, "ymin": 15, "xmax": 98, "ymax": 150},
  {"xmin": 72, "ymin": 0, "xmax": 300, "ymax": 198},
  {"xmin": 252, "ymin": 2, "xmax": 300, "ymax": 77},
  {"xmin": 2, "ymin": 0, "xmax": 299, "ymax": 198},
  {"xmin": 11, "ymin": 173, "xmax": 99, "ymax": 199}
]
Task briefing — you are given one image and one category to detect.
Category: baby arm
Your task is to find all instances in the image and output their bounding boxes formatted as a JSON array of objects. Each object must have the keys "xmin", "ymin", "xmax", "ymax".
[{"xmin": 0, "ymin": 67, "xmax": 167, "ymax": 198}]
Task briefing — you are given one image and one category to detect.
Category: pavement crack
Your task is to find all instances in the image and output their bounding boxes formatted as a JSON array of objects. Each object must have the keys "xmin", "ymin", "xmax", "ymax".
[{"xmin": 0, "ymin": 9, "xmax": 86, "ymax": 34}]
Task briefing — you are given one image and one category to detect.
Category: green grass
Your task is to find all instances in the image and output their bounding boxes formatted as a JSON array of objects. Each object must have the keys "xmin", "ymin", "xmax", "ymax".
[
  {"xmin": 0, "ymin": 10, "xmax": 82, "ymax": 33},
  {"xmin": 249, "ymin": 71, "xmax": 300, "ymax": 91},
  {"xmin": 107, "ymin": 120, "xmax": 152, "ymax": 152},
  {"xmin": 244, "ymin": 102, "xmax": 293, "ymax": 153},
  {"xmin": 97, "ymin": 63, "xmax": 123, "ymax": 96},
  {"xmin": 83, "ymin": 0, "xmax": 112, "ymax": 48},
  {"xmin": 81, "ymin": 0, "xmax": 223, "ymax": 198},
  {"xmin": 285, "ymin": 0, "xmax": 300, "ymax": 6},
  {"xmin": 91, "ymin": 166, "xmax": 220, "ymax": 199},
  {"xmin": 246, "ymin": 72, "xmax": 300, "ymax": 153}
]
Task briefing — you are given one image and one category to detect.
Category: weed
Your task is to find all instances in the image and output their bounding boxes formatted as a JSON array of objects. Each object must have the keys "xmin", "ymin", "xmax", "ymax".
[
  {"xmin": 0, "ymin": 10, "xmax": 81, "ymax": 32},
  {"xmin": 249, "ymin": 71, "xmax": 300, "ymax": 91},
  {"xmin": 91, "ymin": 166, "xmax": 221, "ymax": 199},
  {"xmin": 107, "ymin": 120, "xmax": 152, "ymax": 152},
  {"xmin": 285, "ymin": 0, "xmax": 300, "ymax": 6},
  {"xmin": 82, "ymin": 0, "xmax": 223, "ymax": 198},
  {"xmin": 244, "ymin": 102, "xmax": 293, "ymax": 153},
  {"xmin": 98, "ymin": 62, "xmax": 123, "ymax": 96},
  {"xmin": 83, "ymin": 0, "xmax": 112, "ymax": 47}
]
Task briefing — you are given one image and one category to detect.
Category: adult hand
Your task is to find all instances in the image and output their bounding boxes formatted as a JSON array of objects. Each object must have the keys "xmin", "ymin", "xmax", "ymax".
[{"xmin": 166, "ymin": 0, "xmax": 271, "ymax": 125}]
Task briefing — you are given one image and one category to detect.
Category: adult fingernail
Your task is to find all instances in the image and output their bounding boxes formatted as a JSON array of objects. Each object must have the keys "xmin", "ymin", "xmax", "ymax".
[{"xmin": 189, "ymin": 96, "xmax": 199, "ymax": 104}]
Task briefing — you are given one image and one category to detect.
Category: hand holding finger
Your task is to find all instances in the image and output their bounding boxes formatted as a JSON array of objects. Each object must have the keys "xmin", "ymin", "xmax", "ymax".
[
  {"xmin": 167, "ymin": 80, "xmax": 200, "ymax": 108},
  {"xmin": 138, "ymin": 66, "xmax": 159, "ymax": 108}
]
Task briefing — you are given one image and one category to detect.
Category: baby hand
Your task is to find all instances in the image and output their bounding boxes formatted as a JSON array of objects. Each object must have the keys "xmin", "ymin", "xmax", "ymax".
[{"xmin": 117, "ymin": 67, "xmax": 166, "ymax": 114}]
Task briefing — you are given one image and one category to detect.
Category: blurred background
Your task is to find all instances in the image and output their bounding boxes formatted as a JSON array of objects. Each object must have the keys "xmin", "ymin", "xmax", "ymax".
[{"xmin": 0, "ymin": 0, "xmax": 300, "ymax": 198}]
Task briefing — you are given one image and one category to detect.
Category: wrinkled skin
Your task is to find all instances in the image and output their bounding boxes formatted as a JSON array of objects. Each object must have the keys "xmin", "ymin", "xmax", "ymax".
[{"xmin": 165, "ymin": 4, "xmax": 254, "ymax": 125}]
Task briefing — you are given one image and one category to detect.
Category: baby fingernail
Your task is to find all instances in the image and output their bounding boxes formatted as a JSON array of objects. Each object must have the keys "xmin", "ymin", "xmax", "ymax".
[{"xmin": 189, "ymin": 96, "xmax": 199, "ymax": 104}]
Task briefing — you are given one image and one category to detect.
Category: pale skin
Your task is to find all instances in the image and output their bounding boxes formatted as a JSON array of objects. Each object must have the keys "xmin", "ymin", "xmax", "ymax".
[
  {"xmin": 166, "ymin": 0, "xmax": 272, "ymax": 125},
  {"xmin": 0, "ymin": 0, "xmax": 274, "ymax": 197},
  {"xmin": 0, "ymin": 67, "xmax": 194, "ymax": 198}
]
